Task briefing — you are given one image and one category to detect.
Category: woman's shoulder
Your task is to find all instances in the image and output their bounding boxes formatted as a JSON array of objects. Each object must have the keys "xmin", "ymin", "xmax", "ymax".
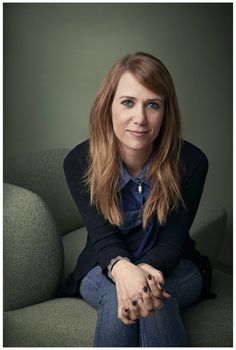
[
  {"xmin": 65, "ymin": 139, "xmax": 90, "ymax": 160},
  {"xmin": 68, "ymin": 139, "xmax": 90, "ymax": 156},
  {"xmin": 180, "ymin": 140, "xmax": 209, "ymax": 179},
  {"xmin": 64, "ymin": 139, "xmax": 90, "ymax": 171},
  {"xmin": 181, "ymin": 139, "xmax": 208, "ymax": 165}
]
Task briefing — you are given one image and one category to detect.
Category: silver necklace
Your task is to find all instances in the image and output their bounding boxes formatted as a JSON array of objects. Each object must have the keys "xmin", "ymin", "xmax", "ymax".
[
  {"xmin": 138, "ymin": 183, "xmax": 143, "ymax": 194},
  {"xmin": 132, "ymin": 177, "xmax": 144, "ymax": 194}
]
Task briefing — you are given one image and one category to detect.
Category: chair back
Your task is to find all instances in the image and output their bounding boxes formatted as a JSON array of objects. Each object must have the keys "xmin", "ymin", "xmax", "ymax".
[{"xmin": 4, "ymin": 148, "xmax": 83, "ymax": 235}]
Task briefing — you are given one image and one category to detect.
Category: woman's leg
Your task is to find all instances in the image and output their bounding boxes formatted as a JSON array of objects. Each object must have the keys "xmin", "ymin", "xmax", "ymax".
[
  {"xmin": 139, "ymin": 259, "xmax": 203, "ymax": 347},
  {"xmin": 79, "ymin": 265, "xmax": 139, "ymax": 347}
]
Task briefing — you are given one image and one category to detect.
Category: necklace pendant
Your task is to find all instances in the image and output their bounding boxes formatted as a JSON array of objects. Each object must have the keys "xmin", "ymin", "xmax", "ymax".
[{"xmin": 138, "ymin": 184, "xmax": 142, "ymax": 194}]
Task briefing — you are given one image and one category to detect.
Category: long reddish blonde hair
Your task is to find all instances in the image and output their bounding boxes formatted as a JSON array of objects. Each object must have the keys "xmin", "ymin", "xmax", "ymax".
[{"xmin": 85, "ymin": 52, "xmax": 184, "ymax": 227}]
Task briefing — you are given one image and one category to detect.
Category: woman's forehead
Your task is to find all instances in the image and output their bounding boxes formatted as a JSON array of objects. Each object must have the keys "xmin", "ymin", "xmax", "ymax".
[{"xmin": 114, "ymin": 72, "xmax": 164, "ymax": 100}]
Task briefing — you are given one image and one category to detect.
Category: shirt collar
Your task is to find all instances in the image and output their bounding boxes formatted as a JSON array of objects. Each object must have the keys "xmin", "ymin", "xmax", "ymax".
[{"xmin": 120, "ymin": 158, "xmax": 151, "ymax": 190}]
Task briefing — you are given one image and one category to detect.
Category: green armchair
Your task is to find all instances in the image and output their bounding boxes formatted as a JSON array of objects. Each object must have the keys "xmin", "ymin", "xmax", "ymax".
[{"xmin": 3, "ymin": 149, "xmax": 233, "ymax": 347}]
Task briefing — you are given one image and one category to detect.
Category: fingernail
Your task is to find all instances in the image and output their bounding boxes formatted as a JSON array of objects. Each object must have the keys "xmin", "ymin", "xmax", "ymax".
[
  {"xmin": 132, "ymin": 300, "xmax": 137, "ymax": 306},
  {"xmin": 147, "ymin": 274, "xmax": 152, "ymax": 280},
  {"xmin": 143, "ymin": 286, "xmax": 148, "ymax": 293},
  {"xmin": 164, "ymin": 290, "xmax": 173, "ymax": 297}
]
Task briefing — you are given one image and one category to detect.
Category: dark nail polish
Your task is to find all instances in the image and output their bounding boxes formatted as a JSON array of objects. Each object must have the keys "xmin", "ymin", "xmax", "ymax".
[
  {"xmin": 132, "ymin": 300, "xmax": 137, "ymax": 306},
  {"xmin": 147, "ymin": 274, "xmax": 152, "ymax": 280},
  {"xmin": 143, "ymin": 286, "xmax": 148, "ymax": 293}
]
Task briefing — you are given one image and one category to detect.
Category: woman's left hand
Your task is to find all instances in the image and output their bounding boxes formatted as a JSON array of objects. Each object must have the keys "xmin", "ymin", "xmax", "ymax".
[{"xmin": 137, "ymin": 263, "xmax": 172, "ymax": 301}]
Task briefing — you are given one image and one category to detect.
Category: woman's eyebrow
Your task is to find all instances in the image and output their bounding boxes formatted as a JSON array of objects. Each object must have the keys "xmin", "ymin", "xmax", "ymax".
[
  {"xmin": 146, "ymin": 97, "xmax": 163, "ymax": 102},
  {"xmin": 119, "ymin": 95, "xmax": 163, "ymax": 102},
  {"xmin": 119, "ymin": 95, "xmax": 136, "ymax": 100}
]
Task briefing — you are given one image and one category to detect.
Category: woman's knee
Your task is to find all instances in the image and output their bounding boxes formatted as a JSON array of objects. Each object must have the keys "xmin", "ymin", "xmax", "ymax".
[
  {"xmin": 164, "ymin": 259, "xmax": 203, "ymax": 309},
  {"xmin": 80, "ymin": 265, "xmax": 116, "ymax": 308},
  {"xmin": 98, "ymin": 280, "xmax": 118, "ymax": 309}
]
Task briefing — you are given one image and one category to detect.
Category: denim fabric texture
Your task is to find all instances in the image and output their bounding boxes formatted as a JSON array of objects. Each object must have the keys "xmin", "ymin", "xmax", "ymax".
[
  {"xmin": 119, "ymin": 160, "xmax": 157, "ymax": 260},
  {"xmin": 80, "ymin": 258, "xmax": 203, "ymax": 347}
]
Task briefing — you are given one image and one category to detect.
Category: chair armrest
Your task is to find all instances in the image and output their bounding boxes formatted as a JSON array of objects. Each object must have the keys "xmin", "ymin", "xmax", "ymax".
[{"xmin": 4, "ymin": 183, "xmax": 64, "ymax": 311}]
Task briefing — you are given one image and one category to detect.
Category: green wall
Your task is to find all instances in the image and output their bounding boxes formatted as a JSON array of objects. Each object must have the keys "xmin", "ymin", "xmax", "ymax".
[{"xmin": 4, "ymin": 3, "xmax": 232, "ymax": 269}]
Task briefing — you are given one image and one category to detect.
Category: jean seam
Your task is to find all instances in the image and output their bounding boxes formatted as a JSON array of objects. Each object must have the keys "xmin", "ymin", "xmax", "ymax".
[{"xmin": 139, "ymin": 318, "xmax": 148, "ymax": 347}]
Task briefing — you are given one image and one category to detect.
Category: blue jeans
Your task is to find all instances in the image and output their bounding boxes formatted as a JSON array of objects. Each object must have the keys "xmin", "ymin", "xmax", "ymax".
[{"xmin": 79, "ymin": 259, "xmax": 202, "ymax": 347}]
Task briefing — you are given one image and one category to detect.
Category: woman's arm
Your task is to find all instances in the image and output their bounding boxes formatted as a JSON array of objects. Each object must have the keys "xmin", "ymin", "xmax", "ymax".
[
  {"xmin": 63, "ymin": 144, "xmax": 133, "ymax": 272},
  {"xmin": 135, "ymin": 151, "xmax": 209, "ymax": 277}
]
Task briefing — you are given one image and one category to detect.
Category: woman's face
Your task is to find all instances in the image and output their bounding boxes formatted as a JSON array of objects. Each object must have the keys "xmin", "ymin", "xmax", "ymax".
[{"xmin": 111, "ymin": 72, "xmax": 165, "ymax": 158}]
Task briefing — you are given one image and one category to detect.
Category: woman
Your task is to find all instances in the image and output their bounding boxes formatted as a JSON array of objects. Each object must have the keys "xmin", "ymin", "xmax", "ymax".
[{"xmin": 59, "ymin": 52, "xmax": 214, "ymax": 347}]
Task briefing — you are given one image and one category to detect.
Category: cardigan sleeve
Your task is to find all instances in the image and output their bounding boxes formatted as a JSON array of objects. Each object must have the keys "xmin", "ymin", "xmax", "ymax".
[
  {"xmin": 63, "ymin": 146, "xmax": 133, "ymax": 273},
  {"xmin": 135, "ymin": 151, "xmax": 209, "ymax": 277}
]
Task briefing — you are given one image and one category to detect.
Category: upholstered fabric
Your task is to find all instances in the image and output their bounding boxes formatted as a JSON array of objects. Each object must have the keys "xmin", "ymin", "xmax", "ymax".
[
  {"xmin": 3, "ymin": 298, "xmax": 97, "ymax": 347},
  {"xmin": 62, "ymin": 227, "xmax": 87, "ymax": 281},
  {"xmin": 183, "ymin": 269, "xmax": 233, "ymax": 347},
  {"xmin": 4, "ymin": 149, "xmax": 83, "ymax": 234},
  {"xmin": 3, "ymin": 269, "xmax": 232, "ymax": 347},
  {"xmin": 4, "ymin": 183, "xmax": 64, "ymax": 311}
]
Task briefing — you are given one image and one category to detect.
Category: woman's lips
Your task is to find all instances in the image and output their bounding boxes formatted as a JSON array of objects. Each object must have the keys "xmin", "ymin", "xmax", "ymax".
[{"xmin": 128, "ymin": 130, "xmax": 149, "ymax": 137}]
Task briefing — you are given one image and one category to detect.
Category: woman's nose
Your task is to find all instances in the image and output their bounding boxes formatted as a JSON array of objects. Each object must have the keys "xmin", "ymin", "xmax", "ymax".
[{"xmin": 133, "ymin": 106, "xmax": 147, "ymax": 125}]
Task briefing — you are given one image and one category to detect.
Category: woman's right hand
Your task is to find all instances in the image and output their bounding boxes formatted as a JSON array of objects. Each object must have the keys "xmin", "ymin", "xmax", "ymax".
[{"xmin": 111, "ymin": 259, "xmax": 159, "ymax": 324}]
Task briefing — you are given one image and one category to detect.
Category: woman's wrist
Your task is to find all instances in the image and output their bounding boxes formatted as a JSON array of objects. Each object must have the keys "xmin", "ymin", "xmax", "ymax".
[
  {"xmin": 107, "ymin": 256, "xmax": 130, "ymax": 282},
  {"xmin": 110, "ymin": 259, "xmax": 132, "ymax": 282}
]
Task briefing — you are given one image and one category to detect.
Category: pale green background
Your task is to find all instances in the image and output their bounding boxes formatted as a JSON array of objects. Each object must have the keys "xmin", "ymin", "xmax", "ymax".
[{"xmin": 4, "ymin": 3, "xmax": 232, "ymax": 270}]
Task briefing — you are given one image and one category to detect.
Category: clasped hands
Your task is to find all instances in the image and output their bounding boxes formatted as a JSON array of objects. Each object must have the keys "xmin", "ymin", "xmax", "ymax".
[{"xmin": 111, "ymin": 260, "xmax": 171, "ymax": 325}]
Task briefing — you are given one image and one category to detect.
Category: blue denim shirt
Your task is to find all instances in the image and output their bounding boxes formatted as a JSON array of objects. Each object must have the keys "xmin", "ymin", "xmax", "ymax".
[{"xmin": 119, "ymin": 160, "xmax": 157, "ymax": 261}]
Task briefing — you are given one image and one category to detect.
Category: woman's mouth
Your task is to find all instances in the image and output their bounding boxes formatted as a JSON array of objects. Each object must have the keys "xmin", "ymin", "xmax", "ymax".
[{"xmin": 128, "ymin": 130, "xmax": 149, "ymax": 137}]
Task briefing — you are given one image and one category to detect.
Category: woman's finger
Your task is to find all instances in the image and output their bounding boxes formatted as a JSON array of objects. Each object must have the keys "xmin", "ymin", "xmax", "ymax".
[
  {"xmin": 145, "ymin": 274, "xmax": 162, "ymax": 298},
  {"xmin": 142, "ymin": 285, "xmax": 155, "ymax": 312},
  {"xmin": 129, "ymin": 299, "xmax": 141, "ymax": 320},
  {"xmin": 152, "ymin": 295, "xmax": 164, "ymax": 309},
  {"xmin": 118, "ymin": 306, "xmax": 136, "ymax": 325},
  {"xmin": 138, "ymin": 297, "xmax": 155, "ymax": 318},
  {"xmin": 162, "ymin": 289, "xmax": 172, "ymax": 298}
]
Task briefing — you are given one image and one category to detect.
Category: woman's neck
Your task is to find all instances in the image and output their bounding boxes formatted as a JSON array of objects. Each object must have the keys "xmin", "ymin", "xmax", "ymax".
[{"xmin": 120, "ymin": 147, "xmax": 153, "ymax": 177}]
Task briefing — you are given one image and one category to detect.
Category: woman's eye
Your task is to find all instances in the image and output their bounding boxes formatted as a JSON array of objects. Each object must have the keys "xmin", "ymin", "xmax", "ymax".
[
  {"xmin": 146, "ymin": 102, "xmax": 160, "ymax": 110},
  {"xmin": 121, "ymin": 99, "xmax": 134, "ymax": 107}
]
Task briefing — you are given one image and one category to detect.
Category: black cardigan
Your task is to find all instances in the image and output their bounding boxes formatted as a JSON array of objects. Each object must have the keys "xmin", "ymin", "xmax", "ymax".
[{"xmin": 58, "ymin": 139, "xmax": 214, "ymax": 300}]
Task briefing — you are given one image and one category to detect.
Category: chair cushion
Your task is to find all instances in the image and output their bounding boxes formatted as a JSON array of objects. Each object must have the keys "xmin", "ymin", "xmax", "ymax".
[
  {"xmin": 62, "ymin": 226, "xmax": 87, "ymax": 280},
  {"xmin": 183, "ymin": 269, "xmax": 232, "ymax": 346},
  {"xmin": 4, "ymin": 298, "xmax": 97, "ymax": 347},
  {"xmin": 4, "ymin": 183, "xmax": 64, "ymax": 311},
  {"xmin": 3, "ymin": 269, "xmax": 232, "ymax": 347}
]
